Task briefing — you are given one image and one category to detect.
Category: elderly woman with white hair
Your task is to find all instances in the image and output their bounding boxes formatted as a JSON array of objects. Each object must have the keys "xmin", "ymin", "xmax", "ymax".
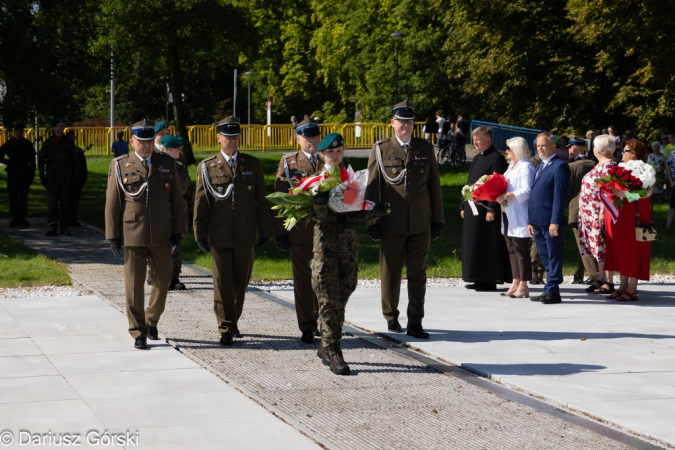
[
  {"xmin": 496, "ymin": 137, "xmax": 536, "ymax": 298},
  {"xmin": 578, "ymin": 135, "xmax": 617, "ymax": 295}
]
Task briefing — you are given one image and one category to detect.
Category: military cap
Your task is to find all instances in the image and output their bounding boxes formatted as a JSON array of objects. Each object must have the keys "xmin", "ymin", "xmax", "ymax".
[
  {"xmin": 129, "ymin": 119, "xmax": 155, "ymax": 141},
  {"xmin": 295, "ymin": 118, "xmax": 320, "ymax": 137},
  {"xmin": 161, "ymin": 135, "xmax": 183, "ymax": 148},
  {"xmin": 213, "ymin": 116, "xmax": 241, "ymax": 136},
  {"xmin": 567, "ymin": 136, "xmax": 587, "ymax": 148},
  {"xmin": 51, "ymin": 118, "xmax": 66, "ymax": 127},
  {"xmin": 390, "ymin": 100, "xmax": 415, "ymax": 120},
  {"xmin": 155, "ymin": 120, "xmax": 169, "ymax": 134},
  {"xmin": 318, "ymin": 132, "xmax": 344, "ymax": 152}
]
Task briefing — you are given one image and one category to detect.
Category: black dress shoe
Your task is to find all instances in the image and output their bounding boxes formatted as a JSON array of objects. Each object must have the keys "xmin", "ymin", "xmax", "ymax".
[
  {"xmin": 530, "ymin": 293, "xmax": 546, "ymax": 302},
  {"xmin": 301, "ymin": 329, "xmax": 315, "ymax": 344},
  {"xmin": 313, "ymin": 329, "xmax": 321, "ymax": 337},
  {"xmin": 329, "ymin": 353, "xmax": 350, "ymax": 375},
  {"xmin": 134, "ymin": 336, "xmax": 147, "ymax": 349},
  {"xmin": 474, "ymin": 283, "xmax": 497, "ymax": 291},
  {"xmin": 541, "ymin": 293, "xmax": 562, "ymax": 304},
  {"xmin": 45, "ymin": 227, "xmax": 57, "ymax": 237},
  {"xmin": 17, "ymin": 219, "xmax": 30, "ymax": 227},
  {"xmin": 174, "ymin": 279, "xmax": 186, "ymax": 291},
  {"xmin": 9, "ymin": 219, "xmax": 18, "ymax": 227},
  {"xmin": 219, "ymin": 333, "xmax": 233, "ymax": 345},
  {"xmin": 387, "ymin": 319, "xmax": 403, "ymax": 332},
  {"xmin": 317, "ymin": 345, "xmax": 330, "ymax": 365},
  {"xmin": 232, "ymin": 327, "xmax": 242, "ymax": 338},
  {"xmin": 572, "ymin": 277, "xmax": 584, "ymax": 284},
  {"xmin": 406, "ymin": 324, "xmax": 430, "ymax": 339},
  {"xmin": 59, "ymin": 228, "xmax": 71, "ymax": 236},
  {"xmin": 465, "ymin": 283, "xmax": 479, "ymax": 290},
  {"xmin": 147, "ymin": 323, "xmax": 159, "ymax": 340}
]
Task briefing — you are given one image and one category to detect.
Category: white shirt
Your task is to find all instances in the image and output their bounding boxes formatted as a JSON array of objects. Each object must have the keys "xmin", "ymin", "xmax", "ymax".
[
  {"xmin": 395, "ymin": 136, "xmax": 411, "ymax": 152},
  {"xmin": 501, "ymin": 159, "xmax": 536, "ymax": 238},
  {"xmin": 135, "ymin": 152, "xmax": 151, "ymax": 171},
  {"xmin": 221, "ymin": 150, "xmax": 237, "ymax": 167},
  {"xmin": 535, "ymin": 153, "xmax": 556, "ymax": 179}
]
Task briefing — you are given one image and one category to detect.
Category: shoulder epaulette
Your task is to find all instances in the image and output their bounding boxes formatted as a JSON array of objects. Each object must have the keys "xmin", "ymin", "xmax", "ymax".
[
  {"xmin": 283, "ymin": 152, "xmax": 298, "ymax": 161},
  {"xmin": 201, "ymin": 155, "xmax": 217, "ymax": 164},
  {"xmin": 376, "ymin": 138, "xmax": 391, "ymax": 145},
  {"xmin": 113, "ymin": 154, "xmax": 129, "ymax": 162}
]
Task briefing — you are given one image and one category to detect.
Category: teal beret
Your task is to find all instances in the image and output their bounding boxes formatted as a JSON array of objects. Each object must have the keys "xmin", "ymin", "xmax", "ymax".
[
  {"xmin": 155, "ymin": 120, "xmax": 169, "ymax": 133},
  {"xmin": 318, "ymin": 133, "xmax": 344, "ymax": 152},
  {"xmin": 161, "ymin": 135, "xmax": 183, "ymax": 148}
]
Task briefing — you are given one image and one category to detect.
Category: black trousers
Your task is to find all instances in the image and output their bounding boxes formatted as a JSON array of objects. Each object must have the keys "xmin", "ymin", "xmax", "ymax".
[
  {"xmin": 7, "ymin": 177, "xmax": 31, "ymax": 220},
  {"xmin": 47, "ymin": 180, "xmax": 71, "ymax": 228}
]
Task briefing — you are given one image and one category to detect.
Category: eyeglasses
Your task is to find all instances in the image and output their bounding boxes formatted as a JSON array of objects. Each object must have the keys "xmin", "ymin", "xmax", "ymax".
[
  {"xmin": 505, "ymin": 147, "xmax": 512, "ymax": 152},
  {"xmin": 621, "ymin": 149, "xmax": 634, "ymax": 154}
]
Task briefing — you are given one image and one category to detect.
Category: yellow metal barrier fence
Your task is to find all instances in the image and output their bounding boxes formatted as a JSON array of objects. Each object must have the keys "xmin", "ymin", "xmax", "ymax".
[{"xmin": 1, "ymin": 123, "xmax": 433, "ymax": 156}]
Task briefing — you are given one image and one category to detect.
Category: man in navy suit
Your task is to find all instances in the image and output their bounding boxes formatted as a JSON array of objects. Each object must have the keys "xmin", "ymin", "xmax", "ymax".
[{"xmin": 527, "ymin": 133, "xmax": 571, "ymax": 304}]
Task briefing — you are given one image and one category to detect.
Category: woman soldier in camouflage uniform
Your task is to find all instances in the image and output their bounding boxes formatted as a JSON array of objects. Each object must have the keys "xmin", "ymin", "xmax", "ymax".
[
  {"xmin": 312, "ymin": 133, "xmax": 386, "ymax": 375},
  {"xmin": 147, "ymin": 135, "xmax": 194, "ymax": 290}
]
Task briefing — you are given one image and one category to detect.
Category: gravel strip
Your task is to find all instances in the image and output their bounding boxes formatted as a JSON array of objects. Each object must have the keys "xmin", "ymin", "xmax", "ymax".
[{"xmin": 0, "ymin": 285, "xmax": 82, "ymax": 298}]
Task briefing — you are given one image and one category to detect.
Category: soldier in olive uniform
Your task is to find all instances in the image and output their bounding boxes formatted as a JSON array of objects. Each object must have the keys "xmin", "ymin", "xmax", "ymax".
[
  {"xmin": 193, "ymin": 117, "xmax": 272, "ymax": 346},
  {"xmin": 66, "ymin": 130, "xmax": 88, "ymax": 226},
  {"xmin": 0, "ymin": 124, "xmax": 36, "ymax": 227},
  {"xmin": 38, "ymin": 118, "xmax": 77, "ymax": 236},
  {"xmin": 158, "ymin": 135, "xmax": 193, "ymax": 290},
  {"xmin": 312, "ymin": 133, "xmax": 386, "ymax": 375},
  {"xmin": 365, "ymin": 101, "xmax": 444, "ymax": 339},
  {"xmin": 274, "ymin": 118, "xmax": 324, "ymax": 343},
  {"xmin": 105, "ymin": 120, "xmax": 186, "ymax": 349}
]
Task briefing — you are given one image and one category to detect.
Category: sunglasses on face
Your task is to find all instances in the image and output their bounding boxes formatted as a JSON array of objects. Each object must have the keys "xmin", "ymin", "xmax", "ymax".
[{"xmin": 621, "ymin": 149, "xmax": 634, "ymax": 154}]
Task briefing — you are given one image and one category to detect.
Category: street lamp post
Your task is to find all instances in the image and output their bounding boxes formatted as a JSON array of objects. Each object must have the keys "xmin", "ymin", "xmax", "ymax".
[
  {"xmin": 390, "ymin": 32, "xmax": 403, "ymax": 104},
  {"xmin": 244, "ymin": 71, "xmax": 254, "ymax": 126}
]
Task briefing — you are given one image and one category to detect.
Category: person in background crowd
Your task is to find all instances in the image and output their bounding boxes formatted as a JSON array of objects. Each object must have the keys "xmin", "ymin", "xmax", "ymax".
[
  {"xmin": 567, "ymin": 137, "xmax": 598, "ymax": 285},
  {"xmin": 556, "ymin": 136, "xmax": 569, "ymax": 162},
  {"xmin": 39, "ymin": 118, "xmax": 76, "ymax": 236},
  {"xmin": 435, "ymin": 111, "xmax": 446, "ymax": 145},
  {"xmin": 111, "ymin": 130, "xmax": 129, "ymax": 157},
  {"xmin": 154, "ymin": 121, "xmax": 170, "ymax": 152},
  {"xmin": 666, "ymin": 142, "xmax": 675, "ymax": 228},
  {"xmin": 647, "ymin": 141, "xmax": 665, "ymax": 198},
  {"xmin": 603, "ymin": 140, "xmax": 652, "ymax": 301},
  {"xmin": 527, "ymin": 132, "xmax": 571, "ymax": 304},
  {"xmin": 607, "ymin": 126, "xmax": 620, "ymax": 143},
  {"xmin": 665, "ymin": 133, "xmax": 675, "ymax": 160},
  {"xmin": 586, "ymin": 130, "xmax": 596, "ymax": 158},
  {"xmin": 578, "ymin": 135, "xmax": 617, "ymax": 295},
  {"xmin": 456, "ymin": 114, "xmax": 469, "ymax": 153},
  {"xmin": 312, "ymin": 133, "xmax": 386, "ymax": 375},
  {"xmin": 290, "ymin": 115, "xmax": 298, "ymax": 144},
  {"xmin": 365, "ymin": 100, "xmax": 444, "ymax": 338},
  {"xmin": 496, "ymin": 137, "xmax": 535, "ymax": 298},
  {"xmin": 274, "ymin": 118, "xmax": 324, "ymax": 343},
  {"xmin": 0, "ymin": 124, "xmax": 36, "ymax": 227},
  {"xmin": 460, "ymin": 126, "xmax": 510, "ymax": 291},
  {"xmin": 423, "ymin": 117, "xmax": 437, "ymax": 144},
  {"xmin": 193, "ymin": 116, "xmax": 271, "ymax": 346},
  {"xmin": 66, "ymin": 130, "xmax": 87, "ymax": 226}
]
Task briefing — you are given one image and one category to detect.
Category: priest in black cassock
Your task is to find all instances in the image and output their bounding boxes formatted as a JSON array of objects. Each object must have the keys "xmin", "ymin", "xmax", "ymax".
[{"xmin": 460, "ymin": 126, "xmax": 511, "ymax": 291}]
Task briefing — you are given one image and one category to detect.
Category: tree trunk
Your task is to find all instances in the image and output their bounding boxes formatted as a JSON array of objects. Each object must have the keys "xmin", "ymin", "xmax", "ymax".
[{"xmin": 166, "ymin": 30, "xmax": 195, "ymax": 165}]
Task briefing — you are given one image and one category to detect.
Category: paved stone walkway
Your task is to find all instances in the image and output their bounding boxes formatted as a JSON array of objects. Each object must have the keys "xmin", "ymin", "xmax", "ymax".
[{"xmin": 2, "ymin": 218, "xmax": 659, "ymax": 449}]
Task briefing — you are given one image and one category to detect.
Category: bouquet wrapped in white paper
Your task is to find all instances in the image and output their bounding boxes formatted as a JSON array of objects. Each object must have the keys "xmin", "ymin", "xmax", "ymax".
[{"xmin": 327, "ymin": 166, "xmax": 375, "ymax": 213}]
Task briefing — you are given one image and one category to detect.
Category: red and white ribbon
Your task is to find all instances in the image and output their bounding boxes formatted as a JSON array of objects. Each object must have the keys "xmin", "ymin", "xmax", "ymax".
[
  {"xmin": 295, "ymin": 173, "xmax": 329, "ymax": 192},
  {"xmin": 600, "ymin": 193, "xmax": 619, "ymax": 224}
]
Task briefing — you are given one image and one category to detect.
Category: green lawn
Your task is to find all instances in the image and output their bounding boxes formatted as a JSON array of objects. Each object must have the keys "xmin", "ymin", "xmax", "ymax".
[
  {"xmin": 0, "ymin": 229, "xmax": 70, "ymax": 287},
  {"xmin": 1, "ymin": 151, "xmax": 673, "ymax": 283}
]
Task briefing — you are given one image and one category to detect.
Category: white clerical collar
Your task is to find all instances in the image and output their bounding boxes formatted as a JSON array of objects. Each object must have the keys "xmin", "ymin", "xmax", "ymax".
[
  {"xmin": 395, "ymin": 136, "xmax": 411, "ymax": 149},
  {"xmin": 135, "ymin": 152, "xmax": 151, "ymax": 167},
  {"xmin": 221, "ymin": 150, "xmax": 237, "ymax": 165},
  {"xmin": 302, "ymin": 150, "xmax": 317, "ymax": 163}
]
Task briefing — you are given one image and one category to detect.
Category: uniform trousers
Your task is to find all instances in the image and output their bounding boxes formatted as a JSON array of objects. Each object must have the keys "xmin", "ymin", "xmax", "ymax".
[
  {"xmin": 211, "ymin": 245, "xmax": 254, "ymax": 335},
  {"xmin": 290, "ymin": 243, "xmax": 319, "ymax": 332},
  {"xmin": 532, "ymin": 226, "xmax": 565, "ymax": 295},
  {"xmin": 124, "ymin": 245, "xmax": 172, "ymax": 338},
  {"xmin": 380, "ymin": 232, "xmax": 430, "ymax": 326},
  {"xmin": 311, "ymin": 223, "xmax": 358, "ymax": 356},
  {"xmin": 70, "ymin": 182, "xmax": 84, "ymax": 222},
  {"xmin": 47, "ymin": 179, "xmax": 72, "ymax": 228},
  {"xmin": 7, "ymin": 176, "xmax": 31, "ymax": 220},
  {"xmin": 571, "ymin": 224, "xmax": 599, "ymax": 280}
]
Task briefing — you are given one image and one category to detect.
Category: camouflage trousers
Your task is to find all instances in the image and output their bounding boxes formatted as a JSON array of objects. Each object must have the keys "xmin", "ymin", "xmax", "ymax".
[{"xmin": 311, "ymin": 222, "xmax": 359, "ymax": 356}]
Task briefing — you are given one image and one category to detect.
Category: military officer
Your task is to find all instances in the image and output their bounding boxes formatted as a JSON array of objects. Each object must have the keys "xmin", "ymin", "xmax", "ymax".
[
  {"xmin": 364, "ymin": 101, "xmax": 444, "ymax": 339},
  {"xmin": 274, "ymin": 118, "xmax": 324, "ymax": 343},
  {"xmin": 312, "ymin": 133, "xmax": 386, "ymax": 375},
  {"xmin": 193, "ymin": 116, "xmax": 272, "ymax": 345},
  {"xmin": 105, "ymin": 119, "xmax": 185, "ymax": 349},
  {"xmin": 66, "ymin": 130, "xmax": 88, "ymax": 226},
  {"xmin": 38, "ymin": 118, "xmax": 77, "ymax": 236},
  {"xmin": 154, "ymin": 120, "xmax": 170, "ymax": 152},
  {"xmin": 0, "ymin": 124, "xmax": 36, "ymax": 227}
]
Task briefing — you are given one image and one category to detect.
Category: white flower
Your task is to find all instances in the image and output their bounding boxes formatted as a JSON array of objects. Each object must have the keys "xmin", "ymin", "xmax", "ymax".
[{"xmin": 619, "ymin": 160, "xmax": 656, "ymax": 188}]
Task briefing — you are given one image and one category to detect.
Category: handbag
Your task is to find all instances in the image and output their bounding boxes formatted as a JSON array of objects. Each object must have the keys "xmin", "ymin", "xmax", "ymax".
[{"xmin": 635, "ymin": 208, "xmax": 658, "ymax": 242}]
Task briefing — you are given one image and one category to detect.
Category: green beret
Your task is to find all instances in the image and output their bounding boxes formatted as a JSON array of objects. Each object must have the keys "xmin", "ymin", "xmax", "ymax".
[
  {"xmin": 318, "ymin": 133, "xmax": 344, "ymax": 152},
  {"xmin": 161, "ymin": 135, "xmax": 183, "ymax": 148},
  {"xmin": 155, "ymin": 120, "xmax": 169, "ymax": 133}
]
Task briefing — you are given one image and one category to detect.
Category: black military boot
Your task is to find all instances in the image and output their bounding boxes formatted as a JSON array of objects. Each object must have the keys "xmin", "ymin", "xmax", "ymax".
[
  {"xmin": 17, "ymin": 217, "xmax": 30, "ymax": 227},
  {"xmin": 317, "ymin": 344, "xmax": 330, "ymax": 366},
  {"xmin": 329, "ymin": 353, "xmax": 350, "ymax": 375},
  {"xmin": 173, "ymin": 278, "xmax": 186, "ymax": 290}
]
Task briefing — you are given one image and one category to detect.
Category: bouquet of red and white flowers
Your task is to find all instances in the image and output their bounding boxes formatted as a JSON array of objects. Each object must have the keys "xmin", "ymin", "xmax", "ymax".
[
  {"xmin": 266, "ymin": 165, "xmax": 376, "ymax": 230},
  {"xmin": 596, "ymin": 160, "xmax": 655, "ymax": 222},
  {"xmin": 461, "ymin": 172, "xmax": 508, "ymax": 215}
]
